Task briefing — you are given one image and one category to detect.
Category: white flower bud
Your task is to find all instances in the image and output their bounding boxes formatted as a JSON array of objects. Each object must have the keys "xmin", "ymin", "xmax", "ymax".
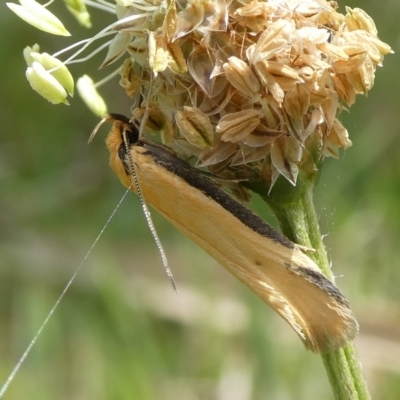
[
  {"xmin": 29, "ymin": 52, "xmax": 74, "ymax": 96},
  {"xmin": 77, "ymin": 75, "xmax": 108, "ymax": 117},
  {"xmin": 26, "ymin": 61, "xmax": 69, "ymax": 105},
  {"xmin": 63, "ymin": 0, "xmax": 92, "ymax": 28},
  {"xmin": 7, "ymin": 0, "xmax": 70, "ymax": 36}
]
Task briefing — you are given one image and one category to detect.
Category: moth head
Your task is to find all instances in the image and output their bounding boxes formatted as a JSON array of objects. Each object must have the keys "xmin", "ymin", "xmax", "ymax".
[
  {"xmin": 89, "ymin": 114, "xmax": 140, "ymax": 188},
  {"xmin": 89, "ymin": 113, "xmax": 139, "ymax": 146}
]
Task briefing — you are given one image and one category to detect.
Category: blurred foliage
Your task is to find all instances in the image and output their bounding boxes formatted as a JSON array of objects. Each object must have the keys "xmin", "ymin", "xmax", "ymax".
[{"xmin": 1, "ymin": 1, "xmax": 400, "ymax": 399}]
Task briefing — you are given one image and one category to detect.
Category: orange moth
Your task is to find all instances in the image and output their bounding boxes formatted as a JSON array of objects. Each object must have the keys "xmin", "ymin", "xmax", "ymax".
[{"xmin": 90, "ymin": 114, "xmax": 358, "ymax": 354}]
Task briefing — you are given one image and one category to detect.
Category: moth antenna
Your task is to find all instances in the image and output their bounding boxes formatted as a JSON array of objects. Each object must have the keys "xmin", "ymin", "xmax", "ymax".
[
  {"xmin": 121, "ymin": 128, "xmax": 177, "ymax": 292},
  {"xmin": 88, "ymin": 114, "xmax": 132, "ymax": 143},
  {"xmin": 0, "ymin": 188, "xmax": 130, "ymax": 398},
  {"xmin": 88, "ymin": 115, "xmax": 114, "ymax": 143}
]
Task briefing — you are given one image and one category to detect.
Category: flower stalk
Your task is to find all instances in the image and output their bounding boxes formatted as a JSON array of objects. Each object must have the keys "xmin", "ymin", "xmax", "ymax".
[
  {"xmin": 269, "ymin": 187, "xmax": 371, "ymax": 399},
  {"xmin": 247, "ymin": 142, "xmax": 370, "ymax": 399}
]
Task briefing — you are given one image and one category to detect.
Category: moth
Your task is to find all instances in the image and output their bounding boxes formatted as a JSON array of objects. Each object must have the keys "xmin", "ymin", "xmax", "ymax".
[{"xmin": 90, "ymin": 113, "xmax": 358, "ymax": 354}]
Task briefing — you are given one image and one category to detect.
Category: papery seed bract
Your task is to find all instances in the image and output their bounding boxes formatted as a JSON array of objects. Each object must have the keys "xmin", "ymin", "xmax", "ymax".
[
  {"xmin": 217, "ymin": 109, "xmax": 262, "ymax": 143},
  {"xmin": 101, "ymin": 32, "xmax": 133, "ymax": 68},
  {"xmin": 345, "ymin": 7, "xmax": 377, "ymax": 36},
  {"xmin": 175, "ymin": 107, "xmax": 214, "ymax": 149},
  {"xmin": 119, "ymin": 59, "xmax": 140, "ymax": 98},
  {"xmin": 223, "ymin": 57, "xmax": 260, "ymax": 98}
]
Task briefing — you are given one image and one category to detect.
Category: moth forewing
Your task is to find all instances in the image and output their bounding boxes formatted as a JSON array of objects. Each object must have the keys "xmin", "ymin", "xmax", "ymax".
[{"xmin": 100, "ymin": 115, "xmax": 358, "ymax": 354}]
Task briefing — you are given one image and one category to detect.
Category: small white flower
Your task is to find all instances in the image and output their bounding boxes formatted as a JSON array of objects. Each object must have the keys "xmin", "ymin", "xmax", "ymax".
[
  {"xmin": 26, "ymin": 61, "xmax": 69, "ymax": 104},
  {"xmin": 7, "ymin": 0, "xmax": 70, "ymax": 36},
  {"xmin": 77, "ymin": 75, "xmax": 108, "ymax": 117},
  {"xmin": 25, "ymin": 49, "xmax": 74, "ymax": 96}
]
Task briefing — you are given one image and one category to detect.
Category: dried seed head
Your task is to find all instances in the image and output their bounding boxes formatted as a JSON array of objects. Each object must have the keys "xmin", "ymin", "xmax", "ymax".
[
  {"xmin": 25, "ymin": 0, "xmax": 390, "ymax": 191},
  {"xmin": 105, "ymin": 0, "xmax": 390, "ymax": 190}
]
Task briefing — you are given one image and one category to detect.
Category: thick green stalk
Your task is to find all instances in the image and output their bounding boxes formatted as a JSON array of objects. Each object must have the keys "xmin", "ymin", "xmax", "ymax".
[{"xmin": 248, "ymin": 172, "xmax": 370, "ymax": 400}]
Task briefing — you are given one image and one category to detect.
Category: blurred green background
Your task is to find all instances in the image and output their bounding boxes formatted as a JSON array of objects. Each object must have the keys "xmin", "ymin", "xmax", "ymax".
[{"xmin": 1, "ymin": 1, "xmax": 399, "ymax": 399}]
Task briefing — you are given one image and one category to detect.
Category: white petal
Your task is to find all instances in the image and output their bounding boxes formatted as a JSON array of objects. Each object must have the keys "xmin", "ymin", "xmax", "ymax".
[{"xmin": 23, "ymin": 44, "xmax": 40, "ymax": 66}]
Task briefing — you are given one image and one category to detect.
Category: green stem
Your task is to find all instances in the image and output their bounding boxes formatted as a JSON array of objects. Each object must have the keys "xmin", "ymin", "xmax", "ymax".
[{"xmin": 247, "ymin": 174, "xmax": 370, "ymax": 400}]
